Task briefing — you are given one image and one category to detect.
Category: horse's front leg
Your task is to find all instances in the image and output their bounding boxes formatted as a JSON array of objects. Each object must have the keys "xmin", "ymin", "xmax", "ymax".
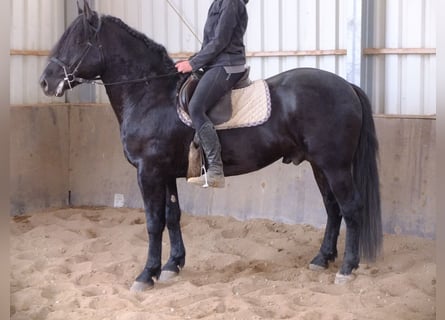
[
  {"xmin": 159, "ymin": 178, "xmax": 186, "ymax": 281},
  {"xmin": 131, "ymin": 170, "xmax": 166, "ymax": 292}
]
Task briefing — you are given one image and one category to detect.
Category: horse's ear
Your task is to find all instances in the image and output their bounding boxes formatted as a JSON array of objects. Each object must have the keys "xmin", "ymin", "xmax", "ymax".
[
  {"xmin": 83, "ymin": 0, "xmax": 93, "ymax": 20},
  {"xmin": 77, "ymin": 0, "xmax": 83, "ymax": 15}
]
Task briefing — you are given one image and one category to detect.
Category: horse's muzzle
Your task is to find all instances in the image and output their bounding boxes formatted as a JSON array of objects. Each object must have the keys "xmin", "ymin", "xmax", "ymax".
[{"xmin": 39, "ymin": 73, "xmax": 66, "ymax": 97}]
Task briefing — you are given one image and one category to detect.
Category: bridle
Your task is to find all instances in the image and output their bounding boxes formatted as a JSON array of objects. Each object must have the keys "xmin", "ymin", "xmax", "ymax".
[
  {"xmin": 49, "ymin": 14, "xmax": 179, "ymax": 90},
  {"xmin": 50, "ymin": 41, "xmax": 97, "ymax": 90},
  {"xmin": 48, "ymin": 14, "xmax": 105, "ymax": 90}
]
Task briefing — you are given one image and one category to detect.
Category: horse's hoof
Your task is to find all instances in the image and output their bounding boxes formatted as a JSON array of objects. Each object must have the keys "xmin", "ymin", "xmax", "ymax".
[
  {"xmin": 334, "ymin": 272, "xmax": 355, "ymax": 284},
  {"xmin": 158, "ymin": 270, "xmax": 179, "ymax": 283},
  {"xmin": 130, "ymin": 281, "xmax": 154, "ymax": 292},
  {"xmin": 309, "ymin": 263, "xmax": 327, "ymax": 271}
]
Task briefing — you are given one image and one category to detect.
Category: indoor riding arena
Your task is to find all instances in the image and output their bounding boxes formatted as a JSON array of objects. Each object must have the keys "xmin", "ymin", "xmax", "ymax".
[{"xmin": 10, "ymin": 1, "xmax": 436, "ymax": 319}]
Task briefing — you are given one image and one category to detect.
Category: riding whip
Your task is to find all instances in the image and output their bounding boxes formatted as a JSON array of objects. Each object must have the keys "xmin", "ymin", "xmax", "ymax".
[{"xmin": 164, "ymin": 0, "xmax": 203, "ymax": 45}]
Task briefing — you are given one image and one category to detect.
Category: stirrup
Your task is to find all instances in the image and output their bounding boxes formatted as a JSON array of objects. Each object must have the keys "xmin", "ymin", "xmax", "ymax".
[
  {"xmin": 187, "ymin": 165, "xmax": 225, "ymax": 188},
  {"xmin": 202, "ymin": 164, "xmax": 209, "ymax": 188}
]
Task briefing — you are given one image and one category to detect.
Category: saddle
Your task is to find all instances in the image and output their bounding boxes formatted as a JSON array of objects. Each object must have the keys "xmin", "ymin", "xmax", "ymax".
[
  {"xmin": 176, "ymin": 67, "xmax": 272, "ymax": 179},
  {"xmin": 177, "ymin": 67, "xmax": 271, "ymax": 130},
  {"xmin": 178, "ymin": 67, "xmax": 253, "ymax": 126}
]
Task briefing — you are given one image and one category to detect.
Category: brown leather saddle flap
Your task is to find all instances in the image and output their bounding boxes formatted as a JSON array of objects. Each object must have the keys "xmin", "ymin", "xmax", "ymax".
[{"xmin": 178, "ymin": 67, "xmax": 252, "ymax": 125}]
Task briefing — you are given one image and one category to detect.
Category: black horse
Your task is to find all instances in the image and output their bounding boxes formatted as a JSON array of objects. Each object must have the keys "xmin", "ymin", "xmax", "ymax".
[{"xmin": 39, "ymin": 2, "xmax": 382, "ymax": 290}]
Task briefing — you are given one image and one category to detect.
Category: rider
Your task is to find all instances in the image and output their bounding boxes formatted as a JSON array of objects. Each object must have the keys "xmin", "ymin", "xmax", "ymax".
[{"xmin": 175, "ymin": 0, "xmax": 249, "ymax": 188}]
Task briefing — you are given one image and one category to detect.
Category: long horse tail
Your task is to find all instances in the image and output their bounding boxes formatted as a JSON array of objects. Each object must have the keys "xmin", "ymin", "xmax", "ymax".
[{"xmin": 351, "ymin": 84, "xmax": 383, "ymax": 262}]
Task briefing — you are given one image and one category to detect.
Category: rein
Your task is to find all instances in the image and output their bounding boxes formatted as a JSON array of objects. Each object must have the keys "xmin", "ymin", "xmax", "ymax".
[{"xmin": 76, "ymin": 71, "xmax": 181, "ymax": 87}]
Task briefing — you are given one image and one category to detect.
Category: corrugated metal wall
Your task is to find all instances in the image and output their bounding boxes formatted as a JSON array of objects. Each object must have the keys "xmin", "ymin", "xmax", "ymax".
[
  {"xmin": 10, "ymin": 0, "xmax": 65, "ymax": 105},
  {"xmin": 363, "ymin": 0, "xmax": 436, "ymax": 114},
  {"xmin": 94, "ymin": 0, "xmax": 348, "ymax": 103},
  {"xmin": 11, "ymin": 0, "xmax": 436, "ymax": 115}
]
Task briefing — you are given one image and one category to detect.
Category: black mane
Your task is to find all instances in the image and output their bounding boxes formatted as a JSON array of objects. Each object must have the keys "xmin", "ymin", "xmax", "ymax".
[{"xmin": 102, "ymin": 15, "xmax": 177, "ymax": 73}]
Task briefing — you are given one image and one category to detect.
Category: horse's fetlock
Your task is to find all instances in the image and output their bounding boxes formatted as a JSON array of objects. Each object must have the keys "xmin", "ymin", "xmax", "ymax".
[
  {"xmin": 340, "ymin": 256, "xmax": 360, "ymax": 275},
  {"xmin": 310, "ymin": 253, "xmax": 329, "ymax": 269}
]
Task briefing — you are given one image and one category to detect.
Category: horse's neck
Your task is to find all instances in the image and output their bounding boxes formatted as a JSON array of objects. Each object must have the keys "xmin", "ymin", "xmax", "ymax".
[
  {"xmin": 101, "ymin": 64, "xmax": 176, "ymax": 126},
  {"xmin": 98, "ymin": 20, "xmax": 178, "ymax": 124}
]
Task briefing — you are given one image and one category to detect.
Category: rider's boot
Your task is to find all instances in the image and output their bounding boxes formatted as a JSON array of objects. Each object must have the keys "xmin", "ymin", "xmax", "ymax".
[{"xmin": 187, "ymin": 121, "xmax": 225, "ymax": 188}]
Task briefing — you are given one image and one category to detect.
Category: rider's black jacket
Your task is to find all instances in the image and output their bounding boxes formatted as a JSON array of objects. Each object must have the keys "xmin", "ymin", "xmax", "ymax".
[{"xmin": 189, "ymin": 0, "xmax": 248, "ymax": 71}]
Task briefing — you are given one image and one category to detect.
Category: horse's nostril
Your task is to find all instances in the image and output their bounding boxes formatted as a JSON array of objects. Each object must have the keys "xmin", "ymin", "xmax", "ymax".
[{"xmin": 40, "ymin": 78, "xmax": 48, "ymax": 91}]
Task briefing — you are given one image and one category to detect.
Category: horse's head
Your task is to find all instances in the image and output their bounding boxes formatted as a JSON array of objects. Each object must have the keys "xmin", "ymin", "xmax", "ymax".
[{"xmin": 40, "ymin": 1, "xmax": 103, "ymax": 97}]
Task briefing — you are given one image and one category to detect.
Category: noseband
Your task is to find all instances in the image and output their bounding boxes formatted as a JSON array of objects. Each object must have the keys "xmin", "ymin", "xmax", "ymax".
[{"xmin": 49, "ymin": 15, "xmax": 103, "ymax": 89}]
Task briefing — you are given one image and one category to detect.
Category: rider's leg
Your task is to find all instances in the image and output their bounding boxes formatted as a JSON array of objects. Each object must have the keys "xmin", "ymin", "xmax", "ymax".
[
  {"xmin": 188, "ymin": 121, "xmax": 225, "ymax": 187},
  {"xmin": 187, "ymin": 66, "xmax": 243, "ymax": 188}
]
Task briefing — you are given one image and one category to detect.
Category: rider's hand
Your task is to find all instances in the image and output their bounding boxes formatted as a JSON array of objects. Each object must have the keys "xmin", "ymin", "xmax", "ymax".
[{"xmin": 175, "ymin": 60, "xmax": 193, "ymax": 73}]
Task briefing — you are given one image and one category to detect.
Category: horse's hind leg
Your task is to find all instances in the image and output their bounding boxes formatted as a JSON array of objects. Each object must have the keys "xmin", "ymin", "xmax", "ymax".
[
  {"xmin": 322, "ymin": 166, "xmax": 363, "ymax": 283},
  {"xmin": 159, "ymin": 179, "xmax": 186, "ymax": 281},
  {"xmin": 309, "ymin": 163, "xmax": 342, "ymax": 270}
]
